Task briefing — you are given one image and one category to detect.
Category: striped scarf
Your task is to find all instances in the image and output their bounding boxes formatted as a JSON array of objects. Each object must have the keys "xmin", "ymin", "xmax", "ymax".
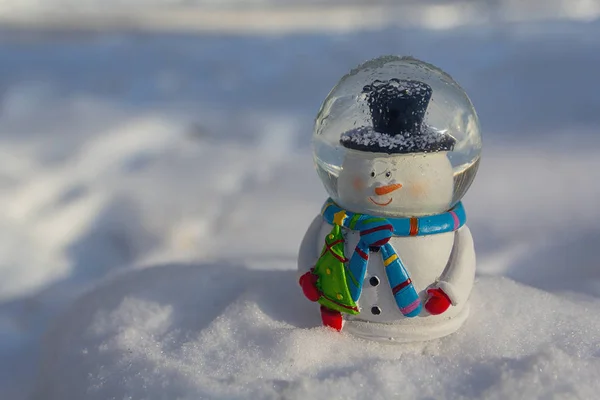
[{"xmin": 321, "ymin": 199, "xmax": 466, "ymax": 317}]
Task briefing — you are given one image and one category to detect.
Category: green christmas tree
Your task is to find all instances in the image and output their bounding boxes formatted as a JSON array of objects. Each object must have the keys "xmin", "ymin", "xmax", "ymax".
[{"xmin": 314, "ymin": 224, "xmax": 360, "ymax": 315}]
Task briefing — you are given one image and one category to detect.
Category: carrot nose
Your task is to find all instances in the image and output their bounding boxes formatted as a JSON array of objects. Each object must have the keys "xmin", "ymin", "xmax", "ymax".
[{"xmin": 375, "ymin": 183, "xmax": 403, "ymax": 196}]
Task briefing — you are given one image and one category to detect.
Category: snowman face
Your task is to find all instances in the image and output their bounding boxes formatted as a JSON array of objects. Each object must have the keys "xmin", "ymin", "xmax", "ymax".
[{"xmin": 337, "ymin": 150, "xmax": 455, "ymax": 217}]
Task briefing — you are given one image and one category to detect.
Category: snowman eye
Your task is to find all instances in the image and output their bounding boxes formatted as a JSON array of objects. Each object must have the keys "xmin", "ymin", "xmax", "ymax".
[
  {"xmin": 370, "ymin": 171, "xmax": 375, "ymax": 178},
  {"xmin": 385, "ymin": 171, "xmax": 392, "ymax": 178}
]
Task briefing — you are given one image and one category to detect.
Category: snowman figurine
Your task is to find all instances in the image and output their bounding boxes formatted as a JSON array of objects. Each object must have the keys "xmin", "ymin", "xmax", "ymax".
[{"xmin": 298, "ymin": 76, "xmax": 478, "ymax": 342}]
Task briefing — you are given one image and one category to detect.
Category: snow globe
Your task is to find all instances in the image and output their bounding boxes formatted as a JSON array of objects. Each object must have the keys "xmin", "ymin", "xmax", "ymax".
[{"xmin": 297, "ymin": 55, "xmax": 482, "ymax": 342}]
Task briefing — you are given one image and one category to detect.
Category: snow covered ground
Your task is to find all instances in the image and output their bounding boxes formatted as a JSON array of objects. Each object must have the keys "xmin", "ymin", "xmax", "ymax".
[
  {"xmin": 1, "ymin": 1, "xmax": 600, "ymax": 34},
  {"xmin": 1, "ymin": 3, "xmax": 600, "ymax": 399}
]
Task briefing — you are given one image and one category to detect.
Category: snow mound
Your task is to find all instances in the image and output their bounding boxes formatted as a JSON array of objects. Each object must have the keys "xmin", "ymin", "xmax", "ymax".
[{"xmin": 34, "ymin": 262, "xmax": 600, "ymax": 400}]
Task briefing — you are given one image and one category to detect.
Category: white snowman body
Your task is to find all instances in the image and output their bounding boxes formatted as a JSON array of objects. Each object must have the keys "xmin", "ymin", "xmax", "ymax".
[{"xmin": 298, "ymin": 149, "xmax": 476, "ymax": 342}]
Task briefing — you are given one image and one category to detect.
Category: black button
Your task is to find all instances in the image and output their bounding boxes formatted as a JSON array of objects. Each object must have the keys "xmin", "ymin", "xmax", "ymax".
[
  {"xmin": 371, "ymin": 306, "xmax": 381, "ymax": 315},
  {"xmin": 369, "ymin": 276, "xmax": 380, "ymax": 287},
  {"xmin": 369, "ymin": 246, "xmax": 380, "ymax": 252}
]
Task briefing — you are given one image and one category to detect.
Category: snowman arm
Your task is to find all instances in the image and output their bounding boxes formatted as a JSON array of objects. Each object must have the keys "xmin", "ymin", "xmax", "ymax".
[
  {"xmin": 435, "ymin": 225, "xmax": 476, "ymax": 306},
  {"xmin": 297, "ymin": 214, "xmax": 323, "ymax": 279}
]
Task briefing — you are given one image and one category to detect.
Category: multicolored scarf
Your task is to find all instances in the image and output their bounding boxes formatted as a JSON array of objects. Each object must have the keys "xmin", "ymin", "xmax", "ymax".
[{"xmin": 321, "ymin": 199, "xmax": 466, "ymax": 317}]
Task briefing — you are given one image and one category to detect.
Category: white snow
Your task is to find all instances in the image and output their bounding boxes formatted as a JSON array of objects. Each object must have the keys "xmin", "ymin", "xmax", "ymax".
[
  {"xmin": 33, "ymin": 271, "xmax": 600, "ymax": 400},
  {"xmin": 1, "ymin": 3, "xmax": 600, "ymax": 400},
  {"xmin": 1, "ymin": 1, "xmax": 600, "ymax": 34}
]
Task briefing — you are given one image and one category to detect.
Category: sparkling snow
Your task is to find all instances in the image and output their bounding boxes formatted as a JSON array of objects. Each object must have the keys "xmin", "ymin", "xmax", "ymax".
[
  {"xmin": 1, "ymin": 2, "xmax": 600, "ymax": 400},
  {"xmin": 340, "ymin": 126, "xmax": 455, "ymax": 153}
]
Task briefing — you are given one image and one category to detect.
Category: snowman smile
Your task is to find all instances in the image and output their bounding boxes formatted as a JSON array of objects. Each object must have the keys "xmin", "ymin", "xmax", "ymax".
[
  {"xmin": 368, "ymin": 183, "xmax": 402, "ymax": 206},
  {"xmin": 369, "ymin": 197, "xmax": 393, "ymax": 206}
]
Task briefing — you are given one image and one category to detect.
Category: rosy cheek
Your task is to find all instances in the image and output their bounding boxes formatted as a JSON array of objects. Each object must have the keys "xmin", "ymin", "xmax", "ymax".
[
  {"xmin": 353, "ymin": 176, "xmax": 366, "ymax": 191},
  {"xmin": 409, "ymin": 182, "xmax": 428, "ymax": 198}
]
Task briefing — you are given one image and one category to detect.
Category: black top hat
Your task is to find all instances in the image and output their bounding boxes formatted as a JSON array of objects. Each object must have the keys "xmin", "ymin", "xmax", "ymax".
[{"xmin": 340, "ymin": 79, "xmax": 456, "ymax": 154}]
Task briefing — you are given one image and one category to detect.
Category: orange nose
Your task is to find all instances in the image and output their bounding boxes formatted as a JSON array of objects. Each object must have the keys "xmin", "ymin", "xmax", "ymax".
[{"xmin": 375, "ymin": 183, "xmax": 403, "ymax": 196}]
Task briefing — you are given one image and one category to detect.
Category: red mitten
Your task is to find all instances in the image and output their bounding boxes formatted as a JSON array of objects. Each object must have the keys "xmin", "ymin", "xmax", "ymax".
[
  {"xmin": 425, "ymin": 287, "xmax": 452, "ymax": 315},
  {"xmin": 299, "ymin": 270, "xmax": 321, "ymax": 302}
]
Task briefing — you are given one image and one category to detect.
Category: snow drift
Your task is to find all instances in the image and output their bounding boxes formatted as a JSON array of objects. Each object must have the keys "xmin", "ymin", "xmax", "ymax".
[{"xmin": 34, "ymin": 264, "xmax": 600, "ymax": 399}]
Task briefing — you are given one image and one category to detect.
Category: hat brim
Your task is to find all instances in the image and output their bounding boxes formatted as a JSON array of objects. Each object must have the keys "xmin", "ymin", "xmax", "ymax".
[{"xmin": 340, "ymin": 126, "xmax": 456, "ymax": 154}]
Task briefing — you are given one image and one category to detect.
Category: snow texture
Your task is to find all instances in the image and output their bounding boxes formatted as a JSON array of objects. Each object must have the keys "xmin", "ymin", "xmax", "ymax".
[
  {"xmin": 33, "ymin": 270, "xmax": 600, "ymax": 400},
  {"xmin": 1, "ymin": 3, "xmax": 600, "ymax": 400}
]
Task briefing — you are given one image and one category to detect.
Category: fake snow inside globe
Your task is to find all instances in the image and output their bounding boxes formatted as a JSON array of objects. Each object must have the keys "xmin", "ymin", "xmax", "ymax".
[
  {"xmin": 298, "ymin": 55, "xmax": 482, "ymax": 343},
  {"xmin": 313, "ymin": 55, "xmax": 482, "ymax": 216}
]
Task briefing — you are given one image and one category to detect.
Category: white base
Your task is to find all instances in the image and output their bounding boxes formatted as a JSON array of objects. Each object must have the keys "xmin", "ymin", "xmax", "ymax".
[{"xmin": 343, "ymin": 304, "xmax": 470, "ymax": 343}]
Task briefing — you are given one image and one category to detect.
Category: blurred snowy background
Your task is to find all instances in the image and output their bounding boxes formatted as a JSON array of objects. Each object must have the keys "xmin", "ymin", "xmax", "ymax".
[{"xmin": 1, "ymin": 1, "xmax": 600, "ymax": 399}]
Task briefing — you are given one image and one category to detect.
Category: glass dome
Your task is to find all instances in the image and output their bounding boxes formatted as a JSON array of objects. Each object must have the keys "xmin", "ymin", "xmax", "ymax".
[{"xmin": 313, "ymin": 55, "xmax": 482, "ymax": 212}]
